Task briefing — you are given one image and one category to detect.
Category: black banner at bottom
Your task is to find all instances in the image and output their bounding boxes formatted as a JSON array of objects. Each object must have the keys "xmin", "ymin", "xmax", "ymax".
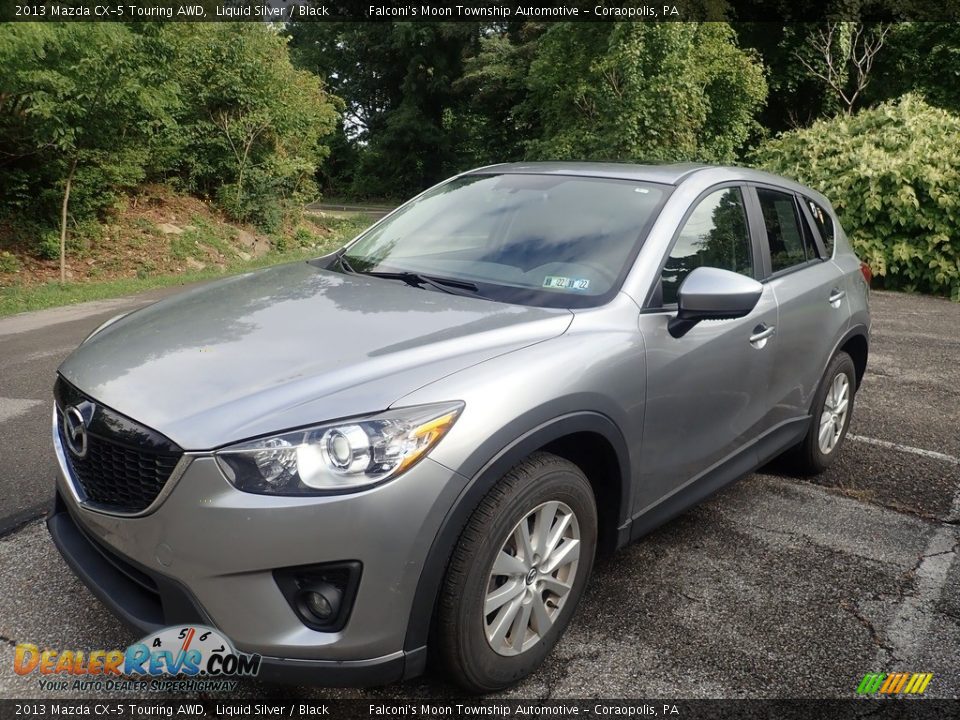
[{"xmin": 1, "ymin": 700, "xmax": 959, "ymax": 720}]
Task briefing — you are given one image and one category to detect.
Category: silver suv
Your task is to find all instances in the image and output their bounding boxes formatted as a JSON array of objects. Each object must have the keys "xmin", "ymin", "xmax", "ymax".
[{"xmin": 48, "ymin": 163, "xmax": 869, "ymax": 692}]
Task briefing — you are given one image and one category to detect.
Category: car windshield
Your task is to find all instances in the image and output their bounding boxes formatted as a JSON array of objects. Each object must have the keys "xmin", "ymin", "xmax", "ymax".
[{"xmin": 339, "ymin": 173, "xmax": 671, "ymax": 308}]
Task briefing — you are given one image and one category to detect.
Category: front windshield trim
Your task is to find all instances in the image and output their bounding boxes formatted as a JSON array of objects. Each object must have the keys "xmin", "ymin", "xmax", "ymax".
[{"xmin": 336, "ymin": 172, "xmax": 674, "ymax": 309}]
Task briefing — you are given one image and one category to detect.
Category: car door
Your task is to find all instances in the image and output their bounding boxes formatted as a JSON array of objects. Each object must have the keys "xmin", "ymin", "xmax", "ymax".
[
  {"xmin": 636, "ymin": 185, "xmax": 779, "ymax": 514},
  {"xmin": 748, "ymin": 185, "xmax": 850, "ymax": 434}
]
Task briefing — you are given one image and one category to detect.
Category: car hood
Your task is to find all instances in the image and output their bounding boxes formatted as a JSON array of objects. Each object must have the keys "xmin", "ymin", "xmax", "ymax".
[{"xmin": 59, "ymin": 262, "xmax": 572, "ymax": 449}]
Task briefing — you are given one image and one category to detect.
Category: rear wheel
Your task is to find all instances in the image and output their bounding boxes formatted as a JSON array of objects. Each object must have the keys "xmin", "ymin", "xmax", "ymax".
[
  {"xmin": 786, "ymin": 351, "xmax": 857, "ymax": 475},
  {"xmin": 436, "ymin": 452, "xmax": 597, "ymax": 693}
]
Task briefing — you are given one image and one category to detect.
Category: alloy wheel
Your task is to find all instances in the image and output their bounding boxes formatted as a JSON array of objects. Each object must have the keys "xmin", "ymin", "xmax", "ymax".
[
  {"xmin": 818, "ymin": 372, "xmax": 850, "ymax": 454},
  {"xmin": 483, "ymin": 501, "xmax": 581, "ymax": 656}
]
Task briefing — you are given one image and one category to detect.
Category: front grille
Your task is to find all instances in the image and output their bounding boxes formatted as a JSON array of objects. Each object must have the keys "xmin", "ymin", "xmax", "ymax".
[
  {"xmin": 55, "ymin": 378, "xmax": 183, "ymax": 514},
  {"xmin": 59, "ymin": 418, "xmax": 180, "ymax": 512}
]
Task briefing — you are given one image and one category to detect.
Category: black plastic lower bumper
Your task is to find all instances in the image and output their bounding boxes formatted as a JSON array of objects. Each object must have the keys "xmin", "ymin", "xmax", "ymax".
[{"xmin": 46, "ymin": 490, "xmax": 418, "ymax": 686}]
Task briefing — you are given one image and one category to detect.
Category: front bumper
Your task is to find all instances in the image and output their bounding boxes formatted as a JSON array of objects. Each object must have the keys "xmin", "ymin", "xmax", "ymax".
[
  {"xmin": 49, "ymin": 413, "xmax": 468, "ymax": 684},
  {"xmin": 48, "ymin": 493, "xmax": 418, "ymax": 685}
]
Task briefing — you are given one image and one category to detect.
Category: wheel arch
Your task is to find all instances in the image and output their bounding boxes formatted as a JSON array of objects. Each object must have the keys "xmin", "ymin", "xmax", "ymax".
[
  {"xmin": 403, "ymin": 412, "xmax": 631, "ymax": 659},
  {"xmin": 838, "ymin": 329, "xmax": 869, "ymax": 389}
]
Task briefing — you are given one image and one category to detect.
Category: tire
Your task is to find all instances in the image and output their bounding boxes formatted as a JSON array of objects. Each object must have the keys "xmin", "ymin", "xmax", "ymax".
[
  {"xmin": 436, "ymin": 452, "xmax": 597, "ymax": 693},
  {"xmin": 785, "ymin": 351, "xmax": 857, "ymax": 475}
]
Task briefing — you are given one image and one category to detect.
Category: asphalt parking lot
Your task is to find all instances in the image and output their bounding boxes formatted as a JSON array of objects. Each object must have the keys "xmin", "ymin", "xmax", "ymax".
[{"xmin": 0, "ymin": 288, "xmax": 957, "ymax": 700}]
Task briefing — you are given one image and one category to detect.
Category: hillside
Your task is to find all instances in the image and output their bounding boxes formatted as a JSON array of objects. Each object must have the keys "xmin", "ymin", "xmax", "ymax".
[{"xmin": 0, "ymin": 187, "xmax": 372, "ymax": 316}]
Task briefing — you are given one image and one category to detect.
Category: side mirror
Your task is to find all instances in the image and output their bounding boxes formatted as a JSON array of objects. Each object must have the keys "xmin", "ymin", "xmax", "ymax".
[{"xmin": 668, "ymin": 267, "xmax": 763, "ymax": 338}]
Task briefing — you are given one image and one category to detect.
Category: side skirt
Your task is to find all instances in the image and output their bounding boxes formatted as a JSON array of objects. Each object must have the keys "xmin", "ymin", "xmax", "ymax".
[{"xmin": 625, "ymin": 416, "xmax": 810, "ymax": 544}]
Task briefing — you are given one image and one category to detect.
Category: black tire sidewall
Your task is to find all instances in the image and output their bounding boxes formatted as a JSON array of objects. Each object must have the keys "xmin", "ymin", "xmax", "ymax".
[
  {"xmin": 806, "ymin": 352, "xmax": 857, "ymax": 471},
  {"xmin": 442, "ymin": 457, "xmax": 597, "ymax": 692}
]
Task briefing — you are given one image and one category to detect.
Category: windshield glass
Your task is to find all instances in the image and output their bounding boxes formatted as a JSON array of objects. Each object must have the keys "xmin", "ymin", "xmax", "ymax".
[{"xmin": 339, "ymin": 173, "xmax": 670, "ymax": 308}]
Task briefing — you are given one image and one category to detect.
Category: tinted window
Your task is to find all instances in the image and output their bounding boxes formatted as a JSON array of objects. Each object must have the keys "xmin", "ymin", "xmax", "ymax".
[
  {"xmin": 757, "ymin": 188, "xmax": 815, "ymax": 273},
  {"xmin": 342, "ymin": 174, "xmax": 669, "ymax": 308},
  {"xmin": 805, "ymin": 197, "xmax": 835, "ymax": 257},
  {"xmin": 797, "ymin": 206, "xmax": 824, "ymax": 260},
  {"xmin": 660, "ymin": 187, "xmax": 752, "ymax": 305}
]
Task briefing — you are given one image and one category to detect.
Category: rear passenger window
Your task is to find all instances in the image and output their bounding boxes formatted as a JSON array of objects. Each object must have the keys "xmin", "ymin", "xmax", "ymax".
[
  {"xmin": 805, "ymin": 197, "xmax": 835, "ymax": 257},
  {"xmin": 757, "ymin": 188, "xmax": 815, "ymax": 273},
  {"xmin": 660, "ymin": 187, "xmax": 752, "ymax": 305}
]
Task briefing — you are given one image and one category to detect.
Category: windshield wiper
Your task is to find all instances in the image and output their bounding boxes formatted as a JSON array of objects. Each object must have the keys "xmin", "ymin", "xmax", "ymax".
[
  {"xmin": 336, "ymin": 251, "xmax": 357, "ymax": 274},
  {"xmin": 362, "ymin": 270, "xmax": 480, "ymax": 297},
  {"xmin": 335, "ymin": 253, "xmax": 480, "ymax": 297}
]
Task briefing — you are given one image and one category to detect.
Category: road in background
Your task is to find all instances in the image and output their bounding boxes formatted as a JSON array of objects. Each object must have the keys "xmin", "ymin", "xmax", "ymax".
[
  {"xmin": 0, "ymin": 290, "xmax": 957, "ymax": 698},
  {"xmin": 305, "ymin": 202, "xmax": 393, "ymax": 221}
]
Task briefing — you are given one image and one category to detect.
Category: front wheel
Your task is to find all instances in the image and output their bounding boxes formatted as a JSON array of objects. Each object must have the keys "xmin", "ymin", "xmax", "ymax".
[{"xmin": 435, "ymin": 452, "xmax": 597, "ymax": 693}]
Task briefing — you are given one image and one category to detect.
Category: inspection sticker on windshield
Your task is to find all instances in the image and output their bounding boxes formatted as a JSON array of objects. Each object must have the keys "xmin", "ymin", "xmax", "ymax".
[
  {"xmin": 543, "ymin": 276, "xmax": 590, "ymax": 291},
  {"xmin": 543, "ymin": 275, "xmax": 590, "ymax": 290}
]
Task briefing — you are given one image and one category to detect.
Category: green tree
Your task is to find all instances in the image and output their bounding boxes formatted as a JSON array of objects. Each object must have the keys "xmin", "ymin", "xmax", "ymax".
[
  {"xmin": 287, "ymin": 21, "xmax": 478, "ymax": 199},
  {"xmin": 736, "ymin": 23, "xmax": 838, "ymax": 131},
  {"xmin": 453, "ymin": 23, "xmax": 546, "ymax": 168},
  {"xmin": 0, "ymin": 23, "xmax": 177, "ymax": 280},
  {"xmin": 755, "ymin": 95, "xmax": 960, "ymax": 300},
  {"xmin": 867, "ymin": 23, "xmax": 960, "ymax": 114},
  {"xmin": 793, "ymin": 22, "xmax": 892, "ymax": 116},
  {"xmin": 523, "ymin": 22, "xmax": 767, "ymax": 164},
  {"xmin": 160, "ymin": 24, "xmax": 339, "ymax": 230}
]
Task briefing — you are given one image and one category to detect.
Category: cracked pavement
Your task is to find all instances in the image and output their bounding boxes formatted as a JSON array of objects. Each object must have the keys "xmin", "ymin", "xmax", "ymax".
[{"xmin": 0, "ymin": 289, "xmax": 958, "ymax": 699}]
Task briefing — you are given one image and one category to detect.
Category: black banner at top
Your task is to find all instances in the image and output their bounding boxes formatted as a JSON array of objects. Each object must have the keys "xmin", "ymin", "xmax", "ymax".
[{"xmin": 3, "ymin": 0, "xmax": 960, "ymax": 22}]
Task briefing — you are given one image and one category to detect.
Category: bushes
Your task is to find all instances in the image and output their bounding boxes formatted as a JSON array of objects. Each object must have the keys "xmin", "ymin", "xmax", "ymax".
[
  {"xmin": 0, "ymin": 23, "xmax": 339, "ymax": 269},
  {"xmin": 0, "ymin": 251, "xmax": 21, "ymax": 274},
  {"xmin": 163, "ymin": 24, "xmax": 339, "ymax": 230},
  {"xmin": 755, "ymin": 95, "xmax": 960, "ymax": 300}
]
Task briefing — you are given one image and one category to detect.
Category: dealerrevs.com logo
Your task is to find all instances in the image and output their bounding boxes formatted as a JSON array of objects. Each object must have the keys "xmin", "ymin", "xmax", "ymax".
[{"xmin": 14, "ymin": 625, "xmax": 260, "ymax": 692}]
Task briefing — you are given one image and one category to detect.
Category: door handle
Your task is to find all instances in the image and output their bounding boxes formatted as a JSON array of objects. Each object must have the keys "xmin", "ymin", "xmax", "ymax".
[
  {"xmin": 828, "ymin": 288, "xmax": 846, "ymax": 307},
  {"xmin": 749, "ymin": 323, "xmax": 776, "ymax": 348}
]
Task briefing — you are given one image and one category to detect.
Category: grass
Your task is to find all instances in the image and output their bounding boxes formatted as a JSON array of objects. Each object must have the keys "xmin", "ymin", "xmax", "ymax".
[
  {"xmin": 0, "ymin": 249, "xmax": 302, "ymax": 317},
  {"xmin": 0, "ymin": 215, "xmax": 371, "ymax": 318}
]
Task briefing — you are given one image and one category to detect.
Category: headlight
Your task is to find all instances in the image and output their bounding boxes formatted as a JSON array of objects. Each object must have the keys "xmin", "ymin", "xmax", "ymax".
[{"xmin": 214, "ymin": 402, "xmax": 463, "ymax": 495}]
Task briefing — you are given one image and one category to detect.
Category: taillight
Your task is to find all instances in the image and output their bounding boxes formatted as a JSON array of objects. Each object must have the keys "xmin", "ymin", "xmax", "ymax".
[{"xmin": 860, "ymin": 262, "xmax": 872, "ymax": 286}]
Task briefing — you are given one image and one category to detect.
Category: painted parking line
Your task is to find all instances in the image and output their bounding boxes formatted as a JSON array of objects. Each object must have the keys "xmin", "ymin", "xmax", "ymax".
[
  {"xmin": 851, "ymin": 426, "xmax": 960, "ymax": 678},
  {"xmin": 884, "ymin": 523, "xmax": 959, "ymax": 668},
  {"xmin": 848, "ymin": 434, "xmax": 960, "ymax": 467},
  {"xmin": 0, "ymin": 398, "xmax": 44, "ymax": 425},
  {"xmin": 879, "ymin": 459, "xmax": 960, "ymax": 677}
]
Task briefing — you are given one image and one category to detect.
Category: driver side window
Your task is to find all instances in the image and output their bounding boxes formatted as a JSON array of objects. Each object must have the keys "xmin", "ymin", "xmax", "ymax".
[{"xmin": 660, "ymin": 187, "xmax": 753, "ymax": 305}]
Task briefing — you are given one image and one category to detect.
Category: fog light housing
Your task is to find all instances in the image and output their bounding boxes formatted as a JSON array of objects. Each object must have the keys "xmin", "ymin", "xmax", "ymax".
[
  {"xmin": 297, "ymin": 584, "xmax": 341, "ymax": 623},
  {"xmin": 274, "ymin": 561, "xmax": 361, "ymax": 632}
]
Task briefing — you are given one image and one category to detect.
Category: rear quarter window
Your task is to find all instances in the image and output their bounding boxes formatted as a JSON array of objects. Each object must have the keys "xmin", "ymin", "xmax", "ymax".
[{"xmin": 805, "ymin": 197, "xmax": 836, "ymax": 257}]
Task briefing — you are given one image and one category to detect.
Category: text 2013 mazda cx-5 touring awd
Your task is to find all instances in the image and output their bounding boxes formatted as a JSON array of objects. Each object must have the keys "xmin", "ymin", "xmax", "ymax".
[{"xmin": 49, "ymin": 163, "xmax": 869, "ymax": 692}]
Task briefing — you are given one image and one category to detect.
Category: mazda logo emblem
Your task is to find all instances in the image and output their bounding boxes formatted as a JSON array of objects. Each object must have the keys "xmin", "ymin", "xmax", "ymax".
[{"xmin": 64, "ymin": 406, "xmax": 88, "ymax": 459}]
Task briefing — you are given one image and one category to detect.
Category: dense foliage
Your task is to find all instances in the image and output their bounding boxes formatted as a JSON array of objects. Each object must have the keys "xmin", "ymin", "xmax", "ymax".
[
  {"xmin": 0, "ymin": 24, "xmax": 177, "ymax": 268},
  {"xmin": 867, "ymin": 23, "xmax": 960, "ymax": 115},
  {"xmin": 288, "ymin": 22, "xmax": 477, "ymax": 199},
  {"xmin": 163, "ymin": 24, "xmax": 338, "ymax": 231},
  {"xmin": 755, "ymin": 96, "xmax": 960, "ymax": 300},
  {"xmin": 0, "ymin": 23, "xmax": 338, "ymax": 270},
  {"xmin": 2, "ymin": 20, "xmax": 960, "ymax": 298},
  {"xmin": 290, "ymin": 20, "xmax": 767, "ymax": 193},
  {"xmin": 524, "ymin": 22, "xmax": 766, "ymax": 162}
]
